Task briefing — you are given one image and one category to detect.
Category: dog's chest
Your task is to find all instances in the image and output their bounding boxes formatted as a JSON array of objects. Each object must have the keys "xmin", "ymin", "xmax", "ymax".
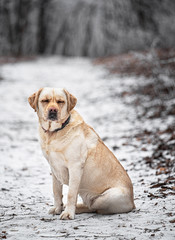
[
  {"xmin": 50, "ymin": 151, "xmax": 69, "ymax": 185},
  {"xmin": 44, "ymin": 149, "xmax": 69, "ymax": 185},
  {"xmin": 40, "ymin": 136, "xmax": 69, "ymax": 185}
]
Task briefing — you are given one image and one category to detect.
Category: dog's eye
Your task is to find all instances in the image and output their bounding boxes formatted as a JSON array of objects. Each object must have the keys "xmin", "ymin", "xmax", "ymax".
[
  {"xmin": 57, "ymin": 100, "xmax": 64, "ymax": 104},
  {"xmin": 42, "ymin": 99, "xmax": 49, "ymax": 103}
]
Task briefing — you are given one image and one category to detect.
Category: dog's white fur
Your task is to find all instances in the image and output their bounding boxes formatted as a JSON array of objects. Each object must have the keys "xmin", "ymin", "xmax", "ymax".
[{"xmin": 28, "ymin": 87, "xmax": 135, "ymax": 220}]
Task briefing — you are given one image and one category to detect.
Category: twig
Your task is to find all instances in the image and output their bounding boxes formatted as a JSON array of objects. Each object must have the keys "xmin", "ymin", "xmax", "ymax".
[
  {"xmin": 159, "ymin": 58, "xmax": 175, "ymax": 64},
  {"xmin": 40, "ymin": 235, "xmax": 68, "ymax": 238},
  {"xmin": 0, "ymin": 216, "xmax": 14, "ymax": 222}
]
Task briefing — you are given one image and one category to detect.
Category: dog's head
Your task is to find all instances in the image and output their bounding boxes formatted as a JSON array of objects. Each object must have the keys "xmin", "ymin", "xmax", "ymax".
[{"xmin": 28, "ymin": 87, "xmax": 77, "ymax": 132}]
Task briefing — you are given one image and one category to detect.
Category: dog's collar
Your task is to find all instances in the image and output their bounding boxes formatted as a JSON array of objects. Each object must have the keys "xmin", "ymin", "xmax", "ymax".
[{"xmin": 42, "ymin": 115, "xmax": 71, "ymax": 133}]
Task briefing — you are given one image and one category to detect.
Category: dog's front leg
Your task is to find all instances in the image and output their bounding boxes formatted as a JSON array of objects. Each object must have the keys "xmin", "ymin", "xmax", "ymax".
[
  {"xmin": 60, "ymin": 162, "xmax": 83, "ymax": 220},
  {"xmin": 49, "ymin": 172, "xmax": 63, "ymax": 215}
]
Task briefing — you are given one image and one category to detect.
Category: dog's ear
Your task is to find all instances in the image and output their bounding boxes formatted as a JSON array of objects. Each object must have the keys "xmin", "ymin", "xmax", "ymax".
[
  {"xmin": 64, "ymin": 89, "xmax": 77, "ymax": 112},
  {"xmin": 28, "ymin": 88, "xmax": 43, "ymax": 112}
]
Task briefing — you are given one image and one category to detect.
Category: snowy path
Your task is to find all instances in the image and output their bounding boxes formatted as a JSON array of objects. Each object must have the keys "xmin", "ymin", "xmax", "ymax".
[{"xmin": 0, "ymin": 57, "xmax": 174, "ymax": 240}]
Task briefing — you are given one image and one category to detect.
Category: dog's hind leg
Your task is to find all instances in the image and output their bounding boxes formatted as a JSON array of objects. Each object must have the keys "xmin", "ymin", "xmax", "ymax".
[
  {"xmin": 90, "ymin": 187, "xmax": 135, "ymax": 214},
  {"xmin": 75, "ymin": 203, "xmax": 96, "ymax": 214}
]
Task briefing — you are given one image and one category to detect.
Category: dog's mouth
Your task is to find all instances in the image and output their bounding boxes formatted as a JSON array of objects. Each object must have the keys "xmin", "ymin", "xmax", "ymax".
[
  {"xmin": 48, "ymin": 112, "xmax": 58, "ymax": 121},
  {"xmin": 47, "ymin": 108, "xmax": 58, "ymax": 121}
]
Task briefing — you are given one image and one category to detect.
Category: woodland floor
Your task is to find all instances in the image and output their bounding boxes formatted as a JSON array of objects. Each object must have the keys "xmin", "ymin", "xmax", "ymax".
[{"xmin": 0, "ymin": 50, "xmax": 175, "ymax": 239}]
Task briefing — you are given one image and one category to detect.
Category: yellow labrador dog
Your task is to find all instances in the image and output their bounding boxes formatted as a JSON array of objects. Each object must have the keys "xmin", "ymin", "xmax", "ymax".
[{"xmin": 28, "ymin": 87, "xmax": 135, "ymax": 220}]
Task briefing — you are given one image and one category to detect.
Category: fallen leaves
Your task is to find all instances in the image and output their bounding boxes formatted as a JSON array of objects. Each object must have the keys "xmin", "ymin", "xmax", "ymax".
[
  {"xmin": 95, "ymin": 49, "xmax": 175, "ymax": 78},
  {"xmin": 156, "ymin": 167, "xmax": 170, "ymax": 175},
  {"xmin": 148, "ymin": 176, "xmax": 175, "ymax": 199},
  {"xmin": 150, "ymin": 182, "xmax": 167, "ymax": 188},
  {"xmin": 99, "ymin": 48, "xmax": 175, "ymax": 198},
  {"xmin": 1, "ymin": 188, "xmax": 9, "ymax": 192},
  {"xmin": 40, "ymin": 218, "xmax": 54, "ymax": 222},
  {"xmin": 0, "ymin": 231, "xmax": 7, "ymax": 239}
]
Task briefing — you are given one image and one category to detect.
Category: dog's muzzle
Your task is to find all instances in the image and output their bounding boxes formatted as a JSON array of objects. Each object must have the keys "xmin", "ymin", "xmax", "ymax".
[{"xmin": 48, "ymin": 107, "xmax": 58, "ymax": 121}]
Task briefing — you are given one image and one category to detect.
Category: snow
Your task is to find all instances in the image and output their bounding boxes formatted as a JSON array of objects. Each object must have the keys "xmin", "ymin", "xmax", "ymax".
[{"xmin": 0, "ymin": 57, "xmax": 174, "ymax": 239}]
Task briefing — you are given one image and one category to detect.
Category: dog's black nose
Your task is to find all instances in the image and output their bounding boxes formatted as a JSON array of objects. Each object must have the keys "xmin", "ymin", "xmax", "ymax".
[{"xmin": 48, "ymin": 107, "xmax": 58, "ymax": 121}]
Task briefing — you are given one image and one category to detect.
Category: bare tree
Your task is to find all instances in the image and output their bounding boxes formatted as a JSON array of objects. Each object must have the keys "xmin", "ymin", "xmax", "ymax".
[{"xmin": 0, "ymin": 0, "xmax": 175, "ymax": 57}]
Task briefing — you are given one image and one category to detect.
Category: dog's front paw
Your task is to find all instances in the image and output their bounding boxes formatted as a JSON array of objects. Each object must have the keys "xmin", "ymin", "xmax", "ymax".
[
  {"xmin": 49, "ymin": 207, "xmax": 62, "ymax": 215},
  {"xmin": 60, "ymin": 210, "xmax": 75, "ymax": 220}
]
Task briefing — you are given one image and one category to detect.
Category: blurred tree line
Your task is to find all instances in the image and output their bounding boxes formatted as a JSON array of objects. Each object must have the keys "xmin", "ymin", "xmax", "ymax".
[{"xmin": 0, "ymin": 0, "xmax": 175, "ymax": 57}]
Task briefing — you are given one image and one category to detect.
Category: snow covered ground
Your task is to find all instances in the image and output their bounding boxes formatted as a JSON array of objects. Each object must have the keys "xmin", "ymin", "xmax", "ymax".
[{"xmin": 0, "ymin": 57, "xmax": 174, "ymax": 239}]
